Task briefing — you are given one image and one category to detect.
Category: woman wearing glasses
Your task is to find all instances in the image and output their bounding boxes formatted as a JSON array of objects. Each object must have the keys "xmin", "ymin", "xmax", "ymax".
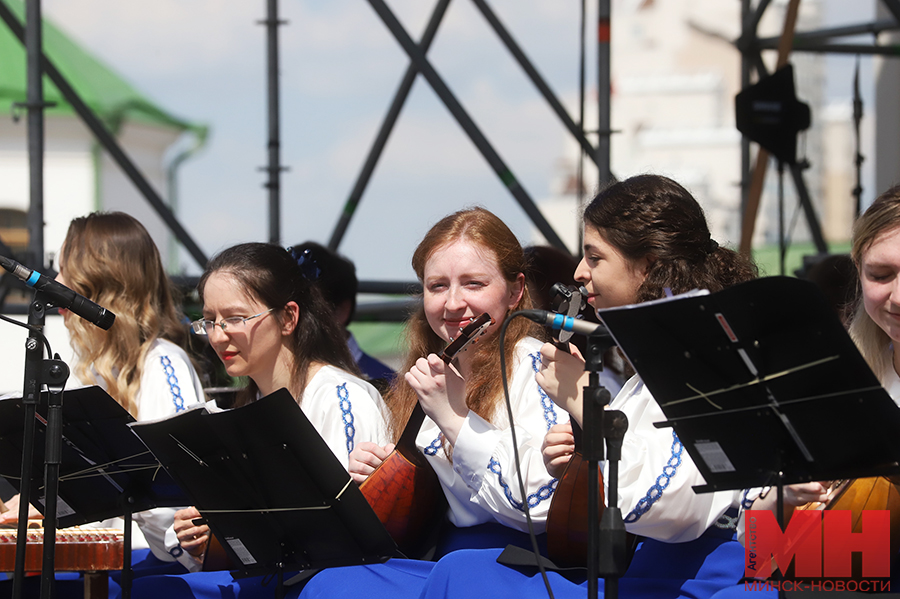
[
  {"xmin": 166, "ymin": 242, "xmax": 391, "ymax": 569},
  {"xmin": 134, "ymin": 208, "xmax": 561, "ymax": 599}
]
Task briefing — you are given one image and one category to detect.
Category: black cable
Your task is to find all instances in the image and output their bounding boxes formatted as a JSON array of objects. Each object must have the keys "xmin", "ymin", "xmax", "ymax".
[
  {"xmin": 0, "ymin": 312, "xmax": 52, "ymax": 357},
  {"xmin": 577, "ymin": 0, "xmax": 587, "ymax": 252},
  {"xmin": 498, "ymin": 311, "xmax": 555, "ymax": 599}
]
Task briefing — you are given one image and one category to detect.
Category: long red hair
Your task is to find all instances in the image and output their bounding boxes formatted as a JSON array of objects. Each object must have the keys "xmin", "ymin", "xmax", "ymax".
[{"xmin": 385, "ymin": 207, "xmax": 541, "ymax": 441}]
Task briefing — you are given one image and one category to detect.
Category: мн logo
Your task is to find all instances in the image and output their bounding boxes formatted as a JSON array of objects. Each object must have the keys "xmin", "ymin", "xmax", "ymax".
[{"xmin": 745, "ymin": 509, "xmax": 890, "ymax": 591}]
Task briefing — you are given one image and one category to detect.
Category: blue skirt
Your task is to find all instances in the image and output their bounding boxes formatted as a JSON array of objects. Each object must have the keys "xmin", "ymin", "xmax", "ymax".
[
  {"xmin": 299, "ymin": 522, "xmax": 542, "ymax": 599},
  {"xmin": 0, "ymin": 548, "xmax": 187, "ymax": 599},
  {"xmin": 126, "ymin": 524, "xmax": 743, "ymax": 599},
  {"xmin": 126, "ymin": 522, "xmax": 542, "ymax": 599},
  {"xmin": 419, "ymin": 528, "xmax": 744, "ymax": 599},
  {"xmin": 298, "ymin": 524, "xmax": 742, "ymax": 599},
  {"xmin": 126, "ymin": 569, "xmax": 284, "ymax": 599}
]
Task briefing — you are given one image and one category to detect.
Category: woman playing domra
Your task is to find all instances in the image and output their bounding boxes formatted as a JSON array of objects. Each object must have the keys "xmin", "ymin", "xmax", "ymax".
[
  {"xmin": 414, "ymin": 174, "xmax": 757, "ymax": 599},
  {"xmin": 721, "ymin": 184, "xmax": 900, "ymax": 596},
  {"xmin": 295, "ymin": 207, "xmax": 564, "ymax": 599}
]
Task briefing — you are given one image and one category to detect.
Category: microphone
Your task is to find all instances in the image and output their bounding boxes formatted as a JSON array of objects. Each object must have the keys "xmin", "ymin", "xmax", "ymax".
[
  {"xmin": 0, "ymin": 255, "xmax": 116, "ymax": 330},
  {"xmin": 518, "ymin": 309, "xmax": 609, "ymax": 338}
]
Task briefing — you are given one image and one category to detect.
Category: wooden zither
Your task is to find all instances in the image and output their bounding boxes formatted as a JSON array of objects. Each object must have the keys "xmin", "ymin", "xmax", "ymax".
[
  {"xmin": 0, "ymin": 525, "xmax": 124, "ymax": 599},
  {"xmin": 0, "ymin": 525, "xmax": 124, "ymax": 572}
]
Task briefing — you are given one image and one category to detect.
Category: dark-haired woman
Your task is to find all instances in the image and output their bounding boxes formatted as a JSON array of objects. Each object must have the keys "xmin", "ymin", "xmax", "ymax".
[
  {"xmin": 416, "ymin": 174, "xmax": 757, "ymax": 599},
  {"xmin": 171, "ymin": 243, "xmax": 390, "ymax": 565},
  {"xmin": 197, "ymin": 243, "xmax": 387, "ymax": 445},
  {"xmin": 127, "ymin": 243, "xmax": 389, "ymax": 597}
]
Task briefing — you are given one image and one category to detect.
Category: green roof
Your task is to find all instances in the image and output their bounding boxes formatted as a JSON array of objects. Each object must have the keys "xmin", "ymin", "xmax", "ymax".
[{"xmin": 0, "ymin": 0, "xmax": 206, "ymax": 137}]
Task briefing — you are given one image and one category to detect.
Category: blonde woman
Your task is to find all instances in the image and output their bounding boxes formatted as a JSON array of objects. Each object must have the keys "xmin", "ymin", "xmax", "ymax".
[
  {"xmin": 56, "ymin": 212, "xmax": 203, "ymax": 573},
  {"xmin": 56, "ymin": 212, "xmax": 204, "ymax": 421}
]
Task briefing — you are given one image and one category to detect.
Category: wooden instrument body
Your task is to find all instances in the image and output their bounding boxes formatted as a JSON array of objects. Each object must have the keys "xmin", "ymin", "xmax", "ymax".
[
  {"xmin": 780, "ymin": 476, "xmax": 900, "ymax": 579},
  {"xmin": 545, "ymin": 287, "xmax": 616, "ymax": 568},
  {"xmin": 359, "ymin": 313, "xmax": 493, "ymax": 555},
  {"xmin": 202, "ymin": 533, "xmax": 235, "ymax": 572},
  {"xmin": 546, "ymin": 450, "xmax": 604, "ymax": 566},
  {"xmin": 797, "ymin": 476, "xmax": 900, "ymax": 548},
  {"xmin": 359, "ymin": 408, "xmax": 447, "ymax": 556},
  {"xmin": 545, "ymin": 422, "xmax": 606, "ymax": 567}
]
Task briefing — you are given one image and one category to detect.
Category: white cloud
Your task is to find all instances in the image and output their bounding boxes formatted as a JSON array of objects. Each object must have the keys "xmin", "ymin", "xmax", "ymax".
[
  {"xmin": 30, "ymin": 0, "xmax": 596, "ymax": 278},
  {"xmin": 43, "ymin": 1, "xmax": 259, "ymax": 75}
]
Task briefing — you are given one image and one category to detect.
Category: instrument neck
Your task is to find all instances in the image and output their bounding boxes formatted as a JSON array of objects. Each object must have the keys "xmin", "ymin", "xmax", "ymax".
[{"xmin": 397, "ymin": 403, "xmax": 429, "ymax": 464}]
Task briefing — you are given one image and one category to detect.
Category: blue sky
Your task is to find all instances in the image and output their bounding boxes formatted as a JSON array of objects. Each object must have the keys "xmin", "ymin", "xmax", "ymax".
[
  {"xmin": 37, "ymin": 0, "xmax": 878, "ymax": 280},
  {"xmin": 37, "ymin": 0, "xmax": 588, "ymax": 280}
]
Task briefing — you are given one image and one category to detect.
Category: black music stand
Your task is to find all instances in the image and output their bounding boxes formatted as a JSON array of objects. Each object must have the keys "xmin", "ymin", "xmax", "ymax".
[
  {"xmin": 0, "ymin": 386, "xmax": 189, "ymax": 597},
  {"xmin": 128, "ymin": 388, "xmax": 398, "ymax": 595},
  {"xmin": 597, "ymin": 276, "xmax": 900, "ymax": 495}
]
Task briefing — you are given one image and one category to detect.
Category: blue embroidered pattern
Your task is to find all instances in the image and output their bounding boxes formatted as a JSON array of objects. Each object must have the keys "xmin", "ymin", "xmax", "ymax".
[
  {"xmin": 423, "ymin": 434, "xmax": 443, "ymax": 456},
  {"xmin": 741, "ymin": 488, "xmax": 755, "ymax": 511},
  {"xmin": 624, "ymin": 430, "xmax": 683, "ymax": 523},
  {"xmin": 529, "ymin": 351, "xmax": 558, "ymax": 431},
  {"xmin": 489, "ymin": 457, "xmax": 557, "ymax": 511},
  {"xmin": 337, "ymin": 383, "xmax": 355, "ymax": 453},
  {"xmin": 159, "ymin": 356, "xmax": 185, "ymax": 412}
]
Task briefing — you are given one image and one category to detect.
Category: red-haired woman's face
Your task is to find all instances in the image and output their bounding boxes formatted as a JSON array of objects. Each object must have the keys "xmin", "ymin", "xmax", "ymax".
[
  {"xmin": 575, "ymin": 226, "xmax": 650, "ymax": 311},
  {"xmin": 860, "ymin": 226, "xmax": 900, "ymax": 344},
  {"xmin": 422, "ymin": 240, "xmax": 524, "ymax": 344}
]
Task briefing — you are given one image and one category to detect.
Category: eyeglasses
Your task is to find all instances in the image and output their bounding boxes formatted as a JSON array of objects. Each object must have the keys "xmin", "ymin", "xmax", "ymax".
[{"xmin": 190, "ymin": 308, "xmax": 274, "ymax": 336}]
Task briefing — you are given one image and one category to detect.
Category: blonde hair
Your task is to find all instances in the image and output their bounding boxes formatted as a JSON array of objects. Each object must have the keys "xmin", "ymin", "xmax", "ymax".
[
  {"xmin": 849, "ymin": 184, "xmax": 900, "ymax": 383},
  {"xmin": 60, "ymin": 212, "xmax": 189, "ymax": 417},
  {"xmin": 385, "ymin": 207, "xmax": 540, "ymax": 442}
]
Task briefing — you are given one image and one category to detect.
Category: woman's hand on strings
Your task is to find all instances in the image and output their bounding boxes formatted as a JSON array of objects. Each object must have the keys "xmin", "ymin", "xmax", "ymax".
[
  {"xmin": 536, "ymin": 343, "xmax": 589, "ymax": 426},
  {"xmin": 784, "ymin": 482, "xmax": 829, "ymax": 507},
  {"xmin": 748, "ymin": 481, "xmax": 831, "ymax": 524},
  {"xmin": 406, "ymin": 353, "xmax": 467, "ymax": 447},
  {"xmin": 349, "ymin": 442, "xmax": 395, "ymax": 483},
  {"xmin": 174, "ymin": 506, "xmax": 210, "ymax": 558},
  {"xmin": 542, "ymin": 422, "xmax": 576, "ymax": 479}
]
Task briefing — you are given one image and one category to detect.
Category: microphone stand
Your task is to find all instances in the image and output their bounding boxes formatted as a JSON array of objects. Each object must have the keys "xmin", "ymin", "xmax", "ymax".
[
  {"xmin": 582, "ymin": 332, "xmax": 628, "ymax": 599},
  {"xmin": 12, "ymin": 293, "xmax": 45, "ymax": 599},
  {"xmin": 39, "ymin": 348, "xmax": 69, "ymax": 599},
  {"xmin": 12, "ymin": 291, "xmax": 70, "ymax": 599}
]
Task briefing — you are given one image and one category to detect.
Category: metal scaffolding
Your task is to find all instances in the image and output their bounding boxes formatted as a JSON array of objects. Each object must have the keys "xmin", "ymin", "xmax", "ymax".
[
  {"xmin": 737, "ymin": 0, "xmax": 900, "ymax": 262},
  {"xmin": 2, "ymin": 0, "xmax": 613, "ymax": 303},
  {"xmin": 5, "ymin": 1, "xmax": 900, "ymax": 304}
]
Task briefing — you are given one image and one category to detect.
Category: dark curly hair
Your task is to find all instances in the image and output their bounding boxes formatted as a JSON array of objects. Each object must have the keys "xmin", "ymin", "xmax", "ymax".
[{"xmin": 583, "ymin": 174, "xmax": 757, "ymax": 302}]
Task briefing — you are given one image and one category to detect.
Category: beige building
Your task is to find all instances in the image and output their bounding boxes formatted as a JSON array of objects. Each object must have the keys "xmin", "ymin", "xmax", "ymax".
[
  {"xmin": 538, "ymin": 0, "xmax": 863, "ymax": 252},
  {"xmin": 0, "ymin": 1, "xmax": 205, "ymax": 393}
]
